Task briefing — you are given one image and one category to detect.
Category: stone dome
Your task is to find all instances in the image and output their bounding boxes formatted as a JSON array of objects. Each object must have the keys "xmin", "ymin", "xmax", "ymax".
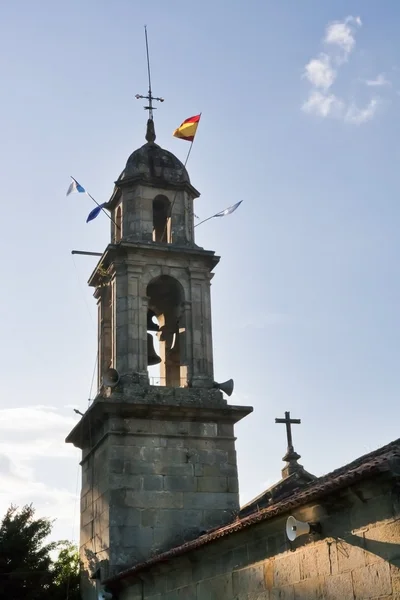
[{"xmin": 118, "ymin": 141, "xmax": 190, "ymax": 186}]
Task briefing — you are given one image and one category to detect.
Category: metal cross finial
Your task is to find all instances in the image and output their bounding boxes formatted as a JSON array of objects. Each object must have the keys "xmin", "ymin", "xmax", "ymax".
[
  {"xmin": 275, "ymin": 411, "xmax": 301, "ymax": 454},
  {"xmin": 135, "ymin": 26, "xmax": 164, "ymax": 121}
]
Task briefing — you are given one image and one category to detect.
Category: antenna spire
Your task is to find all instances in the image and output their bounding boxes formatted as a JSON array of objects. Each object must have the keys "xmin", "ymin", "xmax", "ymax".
[{"xmin": 135, "ymin": 25, "xmax": 164, "ymax": 138}]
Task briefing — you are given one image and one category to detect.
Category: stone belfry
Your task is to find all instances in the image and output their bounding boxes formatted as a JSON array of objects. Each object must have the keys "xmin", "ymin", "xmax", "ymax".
[{"xmin": 66, "ymin": 116, "xmax": 252, "ymax": 596}]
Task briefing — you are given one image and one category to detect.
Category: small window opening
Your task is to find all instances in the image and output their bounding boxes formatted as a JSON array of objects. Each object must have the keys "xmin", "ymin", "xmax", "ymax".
[
  {"xmin": 153, "ymin": 195, "xmax": 171, "ymax": 243},
  {"xmin": 115, "ymin": 206, "xmax": 122, "ymax": 242}
]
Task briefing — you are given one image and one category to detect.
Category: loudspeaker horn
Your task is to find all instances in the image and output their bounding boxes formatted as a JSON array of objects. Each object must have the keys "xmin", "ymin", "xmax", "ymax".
[
  {"xmin": 213, "ymin": 379, "xmax": 234, "ymax": 396},
  {"xmin": 102, "ymin": 368, "xmax": 120, "ymax": 388},
  {"xmin": 286, "ymin": 516, "xmax": 321, "ymax": 541}
]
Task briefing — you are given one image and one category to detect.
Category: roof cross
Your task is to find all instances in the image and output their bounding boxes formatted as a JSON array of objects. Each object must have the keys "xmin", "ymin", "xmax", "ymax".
[{"xmin": 275, "ymin": 411, "xmax": 301, "ymax": 455}]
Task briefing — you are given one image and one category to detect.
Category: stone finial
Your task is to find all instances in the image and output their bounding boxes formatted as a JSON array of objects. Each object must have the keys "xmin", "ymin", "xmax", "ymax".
[{"xmin": 146, "ymin": 118, "xmax": 156, "ymax": 143}]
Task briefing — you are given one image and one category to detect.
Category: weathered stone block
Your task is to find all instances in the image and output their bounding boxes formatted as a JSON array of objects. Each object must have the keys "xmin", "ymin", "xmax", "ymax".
[
  {"xmin": 270, "ymin": 585, "xmax": 294, "ymax": 600},
  {"xmin": 121, "ymin": 525, "xmax": 154, "ymax": 548},
  {"xmin": 293, "ymin": 576, "xmax": 324, "ymax": 599},
  {"xmin": 183, "ymin": 491, "xmax": 238, "ymax": 510},
  {"xmin": 126, "ymin": 490, "xmax": 184, "ymax": 509},
  {"xmin": 323, "ymin": 572, "xmax": 354, "ymax": 600},
  {"xmin": 218, "ymin": 423, "xmax": 234, "ymax": 436},
  {"xmin": 202, "ymin": 508, "xmax": 236, "ymax": 530},
  {"xmin": 196, "ymin": 574, "xmax": 233, "ymax": 599},
  {"xmin": 123, "ymin": 460, "xmax": 159, "ymax": 475},
  {"xmin": 119, "ymin": 585, "xmax": 144, "ymax": 600},
  {"xmin": 247, "ymin": 538, "xmax": 268, "ymax": 564},
  {"xmin": 109, "ymin": 458, "xmax": 124, "ymax": 473},
  {"xmin": 165, "ymin": 585, "xmax": 196, "ymax": 600},
  {"xmin": 299, "ymin": 543, "xmax": 331, "ymax": 579},
  {"xmin": 197, "ymin": 476, "xmax": 228, "ymax": 493},
  {"xmin": 110, "ymin": 474, "xmax": 142, "ymax": 490},
  {"xmin": 164, "ymin": 476, "xmax": 197, "ymax": 492},
  {"xmin": 165, "ymin": 564, "xmax": 193, "ymax": 591},
  {"xmin": 351, "ymin": 494, "xmax": 395, "ymax": 530},
  {"xmin": 195, "ymin": 463, "xmax": 237, "ymax": 477},
  {"xmin": 273, "ymin": 554, "xmax": 301, "ymax": 587},
  {"xmin": 352, "ymin": 562, "xmax": 392, "ymax": 598},
  {"xmin": 154, "ymin": 509, "xmax": 203, "ymax": 529},
  {"xmin": 228, "ymin": 477, "xmax": 239, "ymax": 493},
  {"xmin": 142, "ymin": 475, "xmax": 164, "ymax": 491},
  {"xmin": 232, "ymin": 564, "xmax": 266, "ymax": 596},
  {"xmin": 109, "ymin": 508, "xmax": 141, "ymax": 527},
  {"xmin": 336, "ymin": 540, "xmax": 365, "ymax": 572},
  {"xmin": 364, "ymin": 520, "xmax": 400, "ymax": 561},
  {"xmin": 393, "ymin": 575, "xmax": 400, "ymax": 593},
  {"xmin": 189, "ymin": 449, "xmax": 228, "ymax": 466}
]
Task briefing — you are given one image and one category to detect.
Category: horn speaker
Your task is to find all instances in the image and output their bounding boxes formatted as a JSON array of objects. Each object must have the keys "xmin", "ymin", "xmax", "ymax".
[
  {"xmin": 102, "ymin": 368, "xmax": 120, "ymax": 388},
  {"xmin": 286, "ymin": 516, "xmax": 321, "ymax": 541},
  {"xmin": 213, "ymin": 379, "xmax": 234, "ymax": 396}
]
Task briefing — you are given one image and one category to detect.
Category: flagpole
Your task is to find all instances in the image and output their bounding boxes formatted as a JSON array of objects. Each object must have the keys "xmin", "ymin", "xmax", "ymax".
[
  {"xmin": 160, "ymin": 114, "xmax": 201, "ymax": 242},
  {"xmin": 194, "ymin": 214, "xmax": 216, "ymax": 228}
]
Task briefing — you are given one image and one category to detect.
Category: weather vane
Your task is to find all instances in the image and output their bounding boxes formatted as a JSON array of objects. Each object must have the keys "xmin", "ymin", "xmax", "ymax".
[{"xmin": 135, "ymin": 25, "xmax": 164, "ymax": 120}]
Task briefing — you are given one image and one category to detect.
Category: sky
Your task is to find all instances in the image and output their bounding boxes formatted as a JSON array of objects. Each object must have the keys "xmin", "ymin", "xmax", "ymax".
[{"xmin": 1, "ymin": 0, "xmax": 400, "ymax": 545}]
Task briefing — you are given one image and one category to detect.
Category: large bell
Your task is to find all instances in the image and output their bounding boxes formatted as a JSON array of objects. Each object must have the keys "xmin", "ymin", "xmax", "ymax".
[
  {"xmin": 147, "ymin": 310, "xmax": 160, "ymax": 332},
  {"xmin": 147, "ymin": 333, "xmax": 161, "ymax": 366}
]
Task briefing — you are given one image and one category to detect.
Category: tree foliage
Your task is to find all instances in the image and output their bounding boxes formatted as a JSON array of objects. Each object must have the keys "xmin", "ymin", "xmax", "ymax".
[{"xmin": 0, "ymin": 505, "xmax": 80, "ymax": 600}]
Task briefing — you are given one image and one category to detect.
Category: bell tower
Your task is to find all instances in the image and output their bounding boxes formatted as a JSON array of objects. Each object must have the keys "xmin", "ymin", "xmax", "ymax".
[
  {"xmin": 96, "ymin": 118, "xmax": 216, "ymax": 391},
  {"xmin": 66, "ymin": 118, "xmax": 252, "ymax": 598}
]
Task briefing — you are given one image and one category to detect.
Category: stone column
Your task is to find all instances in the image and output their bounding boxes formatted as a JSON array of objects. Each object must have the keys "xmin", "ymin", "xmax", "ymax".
[
  {"xmin": 189, "ymin": 270, "xmax": 214, "ymax": 386},
  {"xmin": 96, "ymin": 285, "xmax": 112, "ymax": 389}
]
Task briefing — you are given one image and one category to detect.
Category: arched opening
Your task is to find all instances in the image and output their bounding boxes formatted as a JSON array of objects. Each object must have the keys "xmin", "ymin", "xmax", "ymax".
[
  {"xmin": 115, "ymin": 206, "xmax": 122, "ymax": 242},
  {"xmin": 152, "ymin": 195, "xmax": 171, "ymax": 243},
  {"xmin": 146, "ymin": 275, "xmax": 186, "ymax": 387}
]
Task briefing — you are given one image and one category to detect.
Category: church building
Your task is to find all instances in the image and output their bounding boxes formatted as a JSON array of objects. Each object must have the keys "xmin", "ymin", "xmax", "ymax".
[{"xmin": 66, "ymin": 115, "xmax": 400, "ymax": 600}]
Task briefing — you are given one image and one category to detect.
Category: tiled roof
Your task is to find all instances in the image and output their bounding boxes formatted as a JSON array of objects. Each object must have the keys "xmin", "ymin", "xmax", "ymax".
[{"xmin": 104, "ymin": 437, "xmax": 400, "ymax": 586}]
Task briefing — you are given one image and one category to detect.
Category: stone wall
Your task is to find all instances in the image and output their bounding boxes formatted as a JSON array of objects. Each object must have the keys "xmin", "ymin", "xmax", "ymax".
[
  {"xmin": 72, "ymin": 391, "xmax": 251, "ymax": 597},
  {"xmin": 116, "ymin": 475, "xmax": 400, "ymax": 599}
]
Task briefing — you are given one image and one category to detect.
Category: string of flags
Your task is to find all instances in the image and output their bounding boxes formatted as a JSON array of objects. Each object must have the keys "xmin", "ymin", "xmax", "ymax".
[
  {"xmin": 66, "ymin": 177, "xmax": 107, "ymax": 223},
  {"xmin": 66, "ymin": 115, "xmax": 242, "ymax": 226}
]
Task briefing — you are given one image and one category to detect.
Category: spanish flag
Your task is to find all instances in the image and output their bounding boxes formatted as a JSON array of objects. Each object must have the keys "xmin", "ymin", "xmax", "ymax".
[{"xmin": 173, "ymin": 114, "xmax": 201, "ymax": 142}]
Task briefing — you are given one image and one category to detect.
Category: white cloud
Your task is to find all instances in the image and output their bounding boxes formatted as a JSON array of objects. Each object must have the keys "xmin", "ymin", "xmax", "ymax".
[
  {"xmin": 0, "ymin": 405, "xmax": 80, "ymax": 539},
  {"xmin": 365, "ymin": 74, "xmax": 391, "ymax": 87},
  {"xmin": 0, "ymin": 406, "xmax": 76, "ymax": 432},
  {"xmin": 324, "ymin": 16, "xmax": 362, "ymax": 56},
  {"xmin": 302, "ymin": 15, "xmax": 382, "ymax": 126},
  {"xmin": 303, "ymin": 91, "xmax": 343, "ymax": 118},
  {"xmin": 345, "ymin": 99, "xmax": 379, "ymax": 124},
  {"xmin": 304, "ymin": 54, "xmax": 336, "ymax": 90}
]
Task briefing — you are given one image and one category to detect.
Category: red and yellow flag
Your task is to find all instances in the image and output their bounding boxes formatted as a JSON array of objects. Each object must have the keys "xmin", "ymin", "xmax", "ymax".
[{"xmin": 173, "ymin": 114, "xmax": 201, "ymax": 142}]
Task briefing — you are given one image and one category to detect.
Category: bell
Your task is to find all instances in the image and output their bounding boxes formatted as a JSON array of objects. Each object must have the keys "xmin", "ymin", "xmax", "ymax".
[
  {"xmin": 147, "ymin": 333, "xmax": 161, "ymax": 366},
  {"xmin": 147, "ymin": 310, "xmax": 160, "ymax": 332}
]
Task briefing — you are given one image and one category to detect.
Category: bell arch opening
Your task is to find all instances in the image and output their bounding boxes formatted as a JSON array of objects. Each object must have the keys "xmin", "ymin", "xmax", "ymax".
[
  {"xmin": 152, "ymin": 195, "xmax": 171, "ymax": 243},
  {"xmin": 146, "ymin": 275, "xmax": 186, "ymax": 387}
]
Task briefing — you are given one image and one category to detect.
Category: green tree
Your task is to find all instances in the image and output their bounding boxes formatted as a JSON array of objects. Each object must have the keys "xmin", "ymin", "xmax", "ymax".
[
  {"xmin": 48, "ymin": 541, "xmax": 80, "ymax": 600},
  {"xmin": 0, "ymin": 504, "xmax": 80, "ymax": 600}
]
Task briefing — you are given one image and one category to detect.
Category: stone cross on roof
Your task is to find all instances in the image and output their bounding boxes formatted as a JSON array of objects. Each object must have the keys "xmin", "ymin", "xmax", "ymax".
[{"xmin": 275, "ymin": 411, "xmax": 302, "ymax": 478}]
